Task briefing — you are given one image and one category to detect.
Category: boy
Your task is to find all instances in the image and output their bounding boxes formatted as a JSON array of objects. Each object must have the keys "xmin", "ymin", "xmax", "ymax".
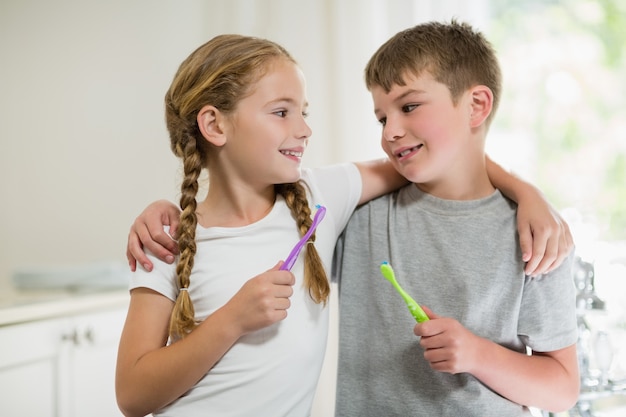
[{"xmin": 333, "ymin": 20, "xmax": 578, "ymax": 416}]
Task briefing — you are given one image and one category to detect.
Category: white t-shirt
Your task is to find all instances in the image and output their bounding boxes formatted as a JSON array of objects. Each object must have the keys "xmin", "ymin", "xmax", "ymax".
[{"xmin": 130, "ymin": 164, "xmax": 361, "ymax": 417}]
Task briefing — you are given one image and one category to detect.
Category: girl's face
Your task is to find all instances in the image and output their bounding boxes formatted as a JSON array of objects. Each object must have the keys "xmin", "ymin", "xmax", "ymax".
[
  {"xmin": 220, "ymin": 58, "xmax": 312, "ymax": 188},
  {"xmin": 371, "ymin": 71, "xmax": 477, "ymax": 198}
]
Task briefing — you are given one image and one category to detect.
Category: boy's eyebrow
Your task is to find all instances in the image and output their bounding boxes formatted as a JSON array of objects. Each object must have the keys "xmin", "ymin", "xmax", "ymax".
[
  {"xmin": 396, "ymin": 89, "xmax": 427, "ymax": 100},
  {"xmin": 374, "ymin": 88, "xmax": 426, "ymax": 114}
]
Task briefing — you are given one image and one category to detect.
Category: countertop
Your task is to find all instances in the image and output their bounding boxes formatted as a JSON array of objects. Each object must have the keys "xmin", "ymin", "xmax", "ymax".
[{"xmin": 0, "ymin": 289, "xmax": 129, "ymax": 326}]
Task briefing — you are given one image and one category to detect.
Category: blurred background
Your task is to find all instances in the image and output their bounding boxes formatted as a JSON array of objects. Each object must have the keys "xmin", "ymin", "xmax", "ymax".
[{"xmin": 1, "ymin": 0, "xmax": 624, "ymax": 416}]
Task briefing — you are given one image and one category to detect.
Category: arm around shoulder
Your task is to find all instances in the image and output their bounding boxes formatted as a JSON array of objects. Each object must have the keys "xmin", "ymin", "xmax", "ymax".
[
  {"xmin": 354, "ymin": 158, "xmax": 408, "ymax": 205},
  {"xmin": 485, "ymin": 155, "xmax": 574, "ymax": 276},
  {"xmin": 126, "ymin": 199, "xmax": 181, "ymax": 272}
]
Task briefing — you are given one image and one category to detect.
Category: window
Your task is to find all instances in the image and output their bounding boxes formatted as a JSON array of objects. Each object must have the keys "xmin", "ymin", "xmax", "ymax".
[
  {"xmin": 485, "ymin": 0, "xmax": 626, "ymax": 244},
  {"xmin": 485, "ymin": 0, "xmax": 626, "ymax": 388}
]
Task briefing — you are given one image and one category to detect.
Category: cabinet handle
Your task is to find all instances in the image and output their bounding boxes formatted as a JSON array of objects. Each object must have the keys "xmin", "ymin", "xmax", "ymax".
[
  {"xmin": 84, "ymin": 327, "xmax": 94, "ymax": 344},
  {"xmin": 61, "ymin": 327, "xmax": 95, "ymax": 345},
  {"xmin": 62, "ymin": 329, "xmax": 80, "ymax": 345}
]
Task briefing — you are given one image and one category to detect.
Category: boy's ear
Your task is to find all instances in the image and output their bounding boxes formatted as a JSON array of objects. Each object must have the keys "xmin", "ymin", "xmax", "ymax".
[
  {"xmin": 469, "ymin": 85, "xmax": 493, "ymax": 128},
  {"xmin": 197, "ymin": 105, "xmax": 227, "ymax": 147}
]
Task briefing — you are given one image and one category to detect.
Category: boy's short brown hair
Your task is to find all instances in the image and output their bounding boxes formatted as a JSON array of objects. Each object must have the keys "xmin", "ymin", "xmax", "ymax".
[{"xmin": 365, "ymin": 20, "xmax": 502, "ymax": 124}]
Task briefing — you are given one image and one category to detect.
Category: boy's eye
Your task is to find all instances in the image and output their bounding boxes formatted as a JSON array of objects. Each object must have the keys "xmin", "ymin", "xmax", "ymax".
[
  {"xmin": 275, "ymin": 110, "xmax": 287, "ymax": 117},
  {"xmin": 402, "ymin": 104, "xmax": 419, "ymax": 113},
  {"xmin": 378, "ymin": 117, "xmax": 387, "ymax": 126}
]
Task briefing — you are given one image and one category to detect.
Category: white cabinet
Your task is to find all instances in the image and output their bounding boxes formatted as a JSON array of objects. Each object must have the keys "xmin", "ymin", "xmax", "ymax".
[{"xmin": 0, "ymin": 306, "xmax": 127, "ymax": 417}]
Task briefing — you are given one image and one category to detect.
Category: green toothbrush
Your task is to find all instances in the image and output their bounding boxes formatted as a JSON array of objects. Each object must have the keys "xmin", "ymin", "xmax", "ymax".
[{"xmin": 380, "ymin": 261, "xmax": 429, "ymax": 323}]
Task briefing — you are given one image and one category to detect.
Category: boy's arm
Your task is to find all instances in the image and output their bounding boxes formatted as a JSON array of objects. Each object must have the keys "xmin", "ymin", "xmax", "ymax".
[
  {"xmin": 485, "ymin": 156, "xmax": 574, "ymax": 276},
  {"xmin": 416, "ymin": 307, "xmax": 579, "ymax": 413},
  {"xmin": 469, "ymin": 341, "xmax": 579, "ymax": 413}
]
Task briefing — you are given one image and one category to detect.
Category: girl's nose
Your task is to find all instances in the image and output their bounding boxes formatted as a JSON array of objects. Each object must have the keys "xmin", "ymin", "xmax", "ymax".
[{"xmin": 297, "ymin": 118, "xmax": 312, "ymax": 140}]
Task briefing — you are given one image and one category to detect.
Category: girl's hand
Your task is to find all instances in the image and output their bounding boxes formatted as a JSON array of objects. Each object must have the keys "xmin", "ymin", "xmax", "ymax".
[
  {"xmin": 126, "ymin": 199, "xmax": 181, "ymax": 272},
  {"xmin": 516, "ymin": 193, "xmax": 574, "ymax": 277},
  {"xmin": 414, "ymin": 306, "xmax": 483, "ymax": 375},
  {"xmin": 224, "ymin": 262, "xmax": 295, "ymax": 335}
]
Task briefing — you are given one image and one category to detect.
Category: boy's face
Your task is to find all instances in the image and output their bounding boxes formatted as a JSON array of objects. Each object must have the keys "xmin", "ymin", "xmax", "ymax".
[{"xmin": 371, "ymin": 71, "xmax": 480, "ymax": 197}]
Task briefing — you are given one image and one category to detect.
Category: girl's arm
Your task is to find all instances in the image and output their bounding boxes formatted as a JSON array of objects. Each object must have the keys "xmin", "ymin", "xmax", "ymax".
[
  {"xmin": 115, "ymin": 263, "xmax": 294, "ymax": 417},
  {"xmin": 354, "ymin": 158, "xmax": 408, "ymax": 204},
  {"xmin": 486, "ymin": 156, "xmax": 574, "ymax": 276}
]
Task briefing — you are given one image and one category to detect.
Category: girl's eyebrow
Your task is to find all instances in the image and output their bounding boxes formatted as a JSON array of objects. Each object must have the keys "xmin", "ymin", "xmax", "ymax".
[
  {"xmin": 266, "ymin": 97, "xmax": 309, "ymax": 111},
  {"xmin": 268, "ymin": 97, "xmax": 308, "ymax": 106}
]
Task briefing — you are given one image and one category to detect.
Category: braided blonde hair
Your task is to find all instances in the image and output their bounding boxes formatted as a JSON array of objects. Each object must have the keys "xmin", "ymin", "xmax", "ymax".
[{"xmin": 164, "ymin": 34, "xmax": 329, "ymax": 341}]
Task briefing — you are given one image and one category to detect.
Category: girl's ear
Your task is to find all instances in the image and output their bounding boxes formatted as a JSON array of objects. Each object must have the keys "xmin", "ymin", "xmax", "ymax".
[
  {"xmin": 469, "ymin": 85, "xmax": 493, "ymax": 128},
  {"xmin": 197, "ymin": 105, "xmax": 227, "ymax": 147}
]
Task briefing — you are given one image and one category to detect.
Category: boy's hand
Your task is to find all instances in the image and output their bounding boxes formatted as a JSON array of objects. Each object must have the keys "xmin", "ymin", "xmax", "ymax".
[
  {"xmin": 517, "ymin": 201, "xmax": 574, "ymax": 277},
  {"xmin": 126, "ymin": 200, "xmax": 181, "ymax": 272},
  {"xmin": 414, "ymin": 306, "xmax": 482, "ymax": 375}
]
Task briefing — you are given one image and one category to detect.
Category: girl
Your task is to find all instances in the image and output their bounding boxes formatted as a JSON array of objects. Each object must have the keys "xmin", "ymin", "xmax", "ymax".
[{"xmin": 115, "ymin": 34, "xmax": 403, "ymax": 417}]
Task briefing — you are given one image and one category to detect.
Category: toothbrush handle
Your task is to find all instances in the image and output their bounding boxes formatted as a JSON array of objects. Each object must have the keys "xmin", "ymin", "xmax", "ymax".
[
  {"xmin": 280, "ymin": 206, "xmax": 326, "ymax": 271},
  {"xmin": 407, "ymin": 300, "xmax": 429, "ymax": 323},
  {"xmin": 281, "ymin": 241, "xmax": 304, "ymax": 271},
  {"xmin": 398, "ymin": 290, "xmax": 429, "ymax": 323}
]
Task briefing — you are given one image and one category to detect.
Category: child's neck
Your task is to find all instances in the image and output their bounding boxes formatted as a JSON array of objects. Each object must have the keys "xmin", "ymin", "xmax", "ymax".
[
  {"xmin": 416, "ymin": 171, "xmax": 495, "ymax": 201},
  {"xmin": 196, "ymin": 185, "xmax": 276, "ymax": 228}
]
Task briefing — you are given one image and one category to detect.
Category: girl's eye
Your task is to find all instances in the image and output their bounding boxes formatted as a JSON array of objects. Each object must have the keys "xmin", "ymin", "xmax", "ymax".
[
  {"xmin": 402, "ymin": 104, "xmax": 419, "ymax": 113},
  {"xmin": 302, "ymin": 111, "xmax": 309, "ymax": 118},
  {"xmin": 275, "ymin": 110, "xmax": 287, "ymax": 117},
  {"xmin": 378, "ymin": 117, "xmax": 387, "ymax": 126}
]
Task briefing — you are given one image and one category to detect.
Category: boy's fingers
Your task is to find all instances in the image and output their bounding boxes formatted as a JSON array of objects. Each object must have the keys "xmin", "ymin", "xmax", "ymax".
[{"xmin": 127, "ymin": 229, "xmax": 153, "ymax": 271}]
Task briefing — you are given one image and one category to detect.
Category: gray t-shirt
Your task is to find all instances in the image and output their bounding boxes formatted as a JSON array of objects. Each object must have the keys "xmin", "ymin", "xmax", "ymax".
[{"xmin": 334, "ymin": 184, "xmax": 577, "ymax": 417}]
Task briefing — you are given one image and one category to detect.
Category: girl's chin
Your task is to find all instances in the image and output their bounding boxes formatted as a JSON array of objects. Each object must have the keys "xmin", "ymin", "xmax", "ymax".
[{"xmin": 281, "ymin": 169, "xmax": 302, "ymax": 184}]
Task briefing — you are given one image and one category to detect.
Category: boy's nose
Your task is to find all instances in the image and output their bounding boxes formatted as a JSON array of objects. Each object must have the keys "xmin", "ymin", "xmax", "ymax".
[{"xmin": 382, "ymin": 121, "xmax": 404, "ymax": 142}]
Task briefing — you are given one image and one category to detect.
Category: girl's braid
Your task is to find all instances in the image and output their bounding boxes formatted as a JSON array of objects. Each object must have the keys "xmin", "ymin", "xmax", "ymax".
[{"xmin": 277, "ymin": 182, "xmax": 330, "ymax": 304}]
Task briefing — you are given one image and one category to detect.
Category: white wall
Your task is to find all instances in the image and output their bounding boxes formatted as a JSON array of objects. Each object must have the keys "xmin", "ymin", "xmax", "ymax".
[{"xmin": 0, "ymin": 0, "xmax": 209, "ymax": 288}]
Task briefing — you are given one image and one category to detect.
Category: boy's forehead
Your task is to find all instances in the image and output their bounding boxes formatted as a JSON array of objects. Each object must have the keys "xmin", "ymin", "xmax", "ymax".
[{"xmin": 375, "ymin": 71, "xmax": 438, "ymax": 96}]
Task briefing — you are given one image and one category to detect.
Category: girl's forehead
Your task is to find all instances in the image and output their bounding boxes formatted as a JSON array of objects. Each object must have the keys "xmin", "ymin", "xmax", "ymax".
[{"xmin": 248, "ymin": 60, "xmax": 308, "ymax": 103}]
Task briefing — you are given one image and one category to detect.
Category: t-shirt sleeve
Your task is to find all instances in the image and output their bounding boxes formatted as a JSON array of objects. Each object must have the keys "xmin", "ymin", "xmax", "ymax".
[
  {"xmin": 518, "ymin": 253, "xmax": 578, "ymax": 352},
  {"xmin": 301, "ymin": 163, "xmax": 362, "ymax": 234},
  {"xmin": 128, "ymin": 241, "xmax": 178, "ymax": 302}
]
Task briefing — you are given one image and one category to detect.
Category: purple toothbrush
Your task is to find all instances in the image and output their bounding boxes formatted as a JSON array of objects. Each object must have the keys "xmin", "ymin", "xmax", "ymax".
[{"xmin": 280, "ymin": 205, "xmax": 326, "ymax": 271}]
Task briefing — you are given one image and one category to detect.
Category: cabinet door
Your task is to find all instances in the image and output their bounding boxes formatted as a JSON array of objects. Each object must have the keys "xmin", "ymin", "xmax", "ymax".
[
  {"xmin": 59, "ymin": 308, "xmax": 127, "ymax": 417},
  {"xmin": 0, "ymin": 317, "xmax": 67, "ymax": 416}
]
